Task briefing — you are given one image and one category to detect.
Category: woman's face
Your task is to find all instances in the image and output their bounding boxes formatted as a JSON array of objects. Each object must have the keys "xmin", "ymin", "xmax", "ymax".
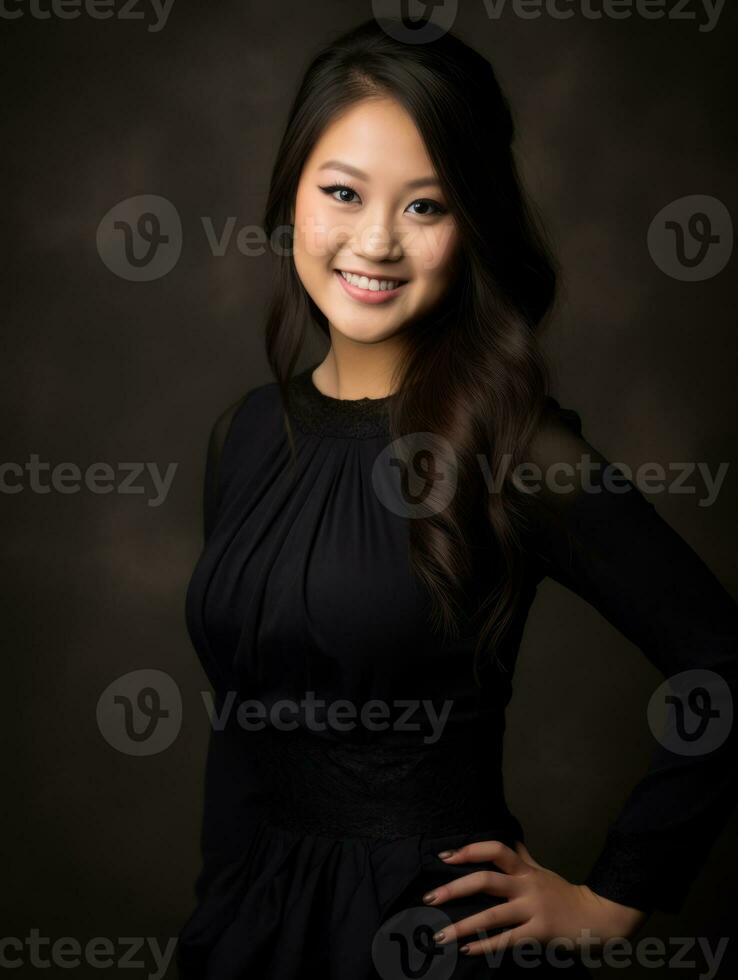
[{"xmin": 292, "ymin": 97, "xmax": 461, "ymax": 345}]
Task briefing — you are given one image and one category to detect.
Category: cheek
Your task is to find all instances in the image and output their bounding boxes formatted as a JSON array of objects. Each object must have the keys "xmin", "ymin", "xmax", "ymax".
[
  {"xmin": 411, "ymin": 230, "xmax": 461, "ymax": 301},
  {"xmin": 408, "ymin": 223, "xmax": 460, "ymax": 279},
  {"xmin": 294, "ymin": 202, "xmax": 320, "ymax": 264},
  {"xmin": 295, "ymin": 192, "xmax": 347, "ymax": 261}
]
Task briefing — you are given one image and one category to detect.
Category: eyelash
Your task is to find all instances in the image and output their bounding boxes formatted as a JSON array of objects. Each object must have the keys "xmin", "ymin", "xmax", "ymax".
[{"xmin": 318, "ymin": 181, "xmax": 447, "ymax": 217}]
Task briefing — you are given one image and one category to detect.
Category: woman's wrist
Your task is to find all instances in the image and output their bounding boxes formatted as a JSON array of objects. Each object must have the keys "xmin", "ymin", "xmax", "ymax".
[{"xmin": 577, "ymin": 883, "xmax": 650, "ymax": 940}]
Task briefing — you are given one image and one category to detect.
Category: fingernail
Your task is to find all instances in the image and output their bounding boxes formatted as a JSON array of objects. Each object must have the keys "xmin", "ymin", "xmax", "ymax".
[
  {"xmin": 437, "ymin": 849, "xmax": 455, "ymax": 859},
  {"xmin": 422, "ymin": 891, "xmax": 437, "ymax": 904},
  {"xmin": 433, "ymin": 930, "xmax": 446, "ymax": 944},
  {"xmin": 459, "ymin": 945, "xmax": 470, "ymax": 955}
]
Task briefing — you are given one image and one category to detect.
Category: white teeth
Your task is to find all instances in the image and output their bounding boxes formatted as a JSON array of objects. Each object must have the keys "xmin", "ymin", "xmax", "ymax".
[{"xmin": 339, "ymin": 271, "xmax": 403, "ymax": 292}]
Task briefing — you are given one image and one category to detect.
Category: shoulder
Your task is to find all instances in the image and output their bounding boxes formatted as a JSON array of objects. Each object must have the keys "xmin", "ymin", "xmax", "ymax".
[
  {"xmin": 519, "ymin": 393, "xmax": 627, "ymax": 524},
  {"xmin": 208, "ymin": 379, "xmax": 282, "ymax": 453},
  {"xmin": 525, "ymin": 395, "xmax": 592, "ymax": 474}
]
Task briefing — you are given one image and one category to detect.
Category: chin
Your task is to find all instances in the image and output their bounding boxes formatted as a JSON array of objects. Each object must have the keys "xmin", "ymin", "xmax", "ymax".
[{"xmin": 331, "ymin": 317, "xmax": 404, "ymax": 345}]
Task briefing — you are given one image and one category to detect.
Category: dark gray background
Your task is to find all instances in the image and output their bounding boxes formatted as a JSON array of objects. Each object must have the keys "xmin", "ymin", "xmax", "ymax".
[{"xmin": 3, "ymin": 1, "xmax": 737, "ymax": 976}]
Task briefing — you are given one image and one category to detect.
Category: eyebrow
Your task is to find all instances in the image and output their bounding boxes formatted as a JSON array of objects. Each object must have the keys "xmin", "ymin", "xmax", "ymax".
[{"xmin": 317, "ymin": 159, "xmax": 441, "ymax": 190}]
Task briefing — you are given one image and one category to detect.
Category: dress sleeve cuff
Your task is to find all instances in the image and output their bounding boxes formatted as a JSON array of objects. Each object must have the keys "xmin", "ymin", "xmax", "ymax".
[{"xmin": 582, "ymin": 828, "xmax": 698, "ymax": 916}]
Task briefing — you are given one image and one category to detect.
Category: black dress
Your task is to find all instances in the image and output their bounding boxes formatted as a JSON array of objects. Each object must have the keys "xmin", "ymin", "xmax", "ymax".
[{"xmin": 176, "ymin": 365, "xmax": 738, "ymax": 979}]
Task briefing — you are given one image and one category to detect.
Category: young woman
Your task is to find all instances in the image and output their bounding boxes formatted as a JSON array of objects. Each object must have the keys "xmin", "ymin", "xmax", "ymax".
[{"xmin": 177, "ymin": 18, "xmax": 738, "ymax": 979}]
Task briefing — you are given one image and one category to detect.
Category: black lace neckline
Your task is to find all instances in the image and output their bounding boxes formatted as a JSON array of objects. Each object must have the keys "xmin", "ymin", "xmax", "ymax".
[{"xmin": 287, "ymin": 365, "xmax": 393, "ymax": 438}]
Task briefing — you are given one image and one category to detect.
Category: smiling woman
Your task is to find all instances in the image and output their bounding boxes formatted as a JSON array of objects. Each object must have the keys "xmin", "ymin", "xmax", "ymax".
[
  {"xmin": 176, "ymin": 15, "xmax": 738, "ymax": 980},
  {"xmin": 290, "ymin": 98, "xmax": 461, "ymax": 341}
]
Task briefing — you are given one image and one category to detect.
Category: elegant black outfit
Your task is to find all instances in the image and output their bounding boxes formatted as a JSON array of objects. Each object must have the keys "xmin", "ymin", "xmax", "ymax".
[{"xmin": 177, "ymin": 366, "xmax": 738, "ymax": 979}]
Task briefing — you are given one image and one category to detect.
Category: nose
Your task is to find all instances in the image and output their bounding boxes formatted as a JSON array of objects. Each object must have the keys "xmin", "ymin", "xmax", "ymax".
[{"xmin": 349, "ymin": 206, "xmax": 404, "ymax": 263}]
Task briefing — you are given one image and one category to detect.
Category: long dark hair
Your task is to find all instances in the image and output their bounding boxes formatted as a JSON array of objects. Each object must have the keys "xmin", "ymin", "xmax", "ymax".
[{"xmin": 263, "ymin": 18, "xmax": 557, "ymax": 674}]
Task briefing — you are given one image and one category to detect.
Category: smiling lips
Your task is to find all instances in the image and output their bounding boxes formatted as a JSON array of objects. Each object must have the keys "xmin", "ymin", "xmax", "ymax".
[{"xmin": 334, "ymin": 269, "xmax": 408, "ymax": 304}]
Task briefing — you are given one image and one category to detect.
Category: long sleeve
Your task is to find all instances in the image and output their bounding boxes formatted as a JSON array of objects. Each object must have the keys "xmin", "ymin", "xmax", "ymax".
[
  {"xmin": 202, "ymin": 393, "xmax": 251, "ymax": 543},
  {"xmin": 523, "ymin": 397, "xmax": 738, "ymax": 916},
  {"xmin": 189, "ymin": 392, "xmax": 261, "ymax": 907}
]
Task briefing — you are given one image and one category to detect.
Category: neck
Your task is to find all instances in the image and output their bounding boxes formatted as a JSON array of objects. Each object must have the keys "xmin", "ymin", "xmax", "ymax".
[{"xmin": 312, "ymin": 328, "xmax": 405, "ymax": 400}]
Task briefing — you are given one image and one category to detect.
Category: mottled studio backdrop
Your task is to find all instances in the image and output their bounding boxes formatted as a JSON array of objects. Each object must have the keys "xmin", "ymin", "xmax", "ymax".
[{"xmin": 3, "ymin": 1, "xmax": 737, "ymax": 977}]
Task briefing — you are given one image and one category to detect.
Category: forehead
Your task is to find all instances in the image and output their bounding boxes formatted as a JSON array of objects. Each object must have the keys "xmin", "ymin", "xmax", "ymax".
[{"xmin": 304, "ymin": 97, "xmax": 436, "ymax": 180}]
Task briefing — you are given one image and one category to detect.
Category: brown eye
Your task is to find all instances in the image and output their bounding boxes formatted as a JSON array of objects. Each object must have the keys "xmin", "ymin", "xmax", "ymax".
[
  {"xmin": 319, "ymin": 183, "xmax": 360, "ymax": 205},
  {"xmin": 407, "ymin": 199, "xmax": 446, "ymax": 217}
]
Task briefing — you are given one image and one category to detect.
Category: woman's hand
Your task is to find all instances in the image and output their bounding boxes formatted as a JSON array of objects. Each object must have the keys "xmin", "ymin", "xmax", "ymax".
[{"xmin": 423, "ymin": 839, "xmax": 649, "ymax": 957}]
